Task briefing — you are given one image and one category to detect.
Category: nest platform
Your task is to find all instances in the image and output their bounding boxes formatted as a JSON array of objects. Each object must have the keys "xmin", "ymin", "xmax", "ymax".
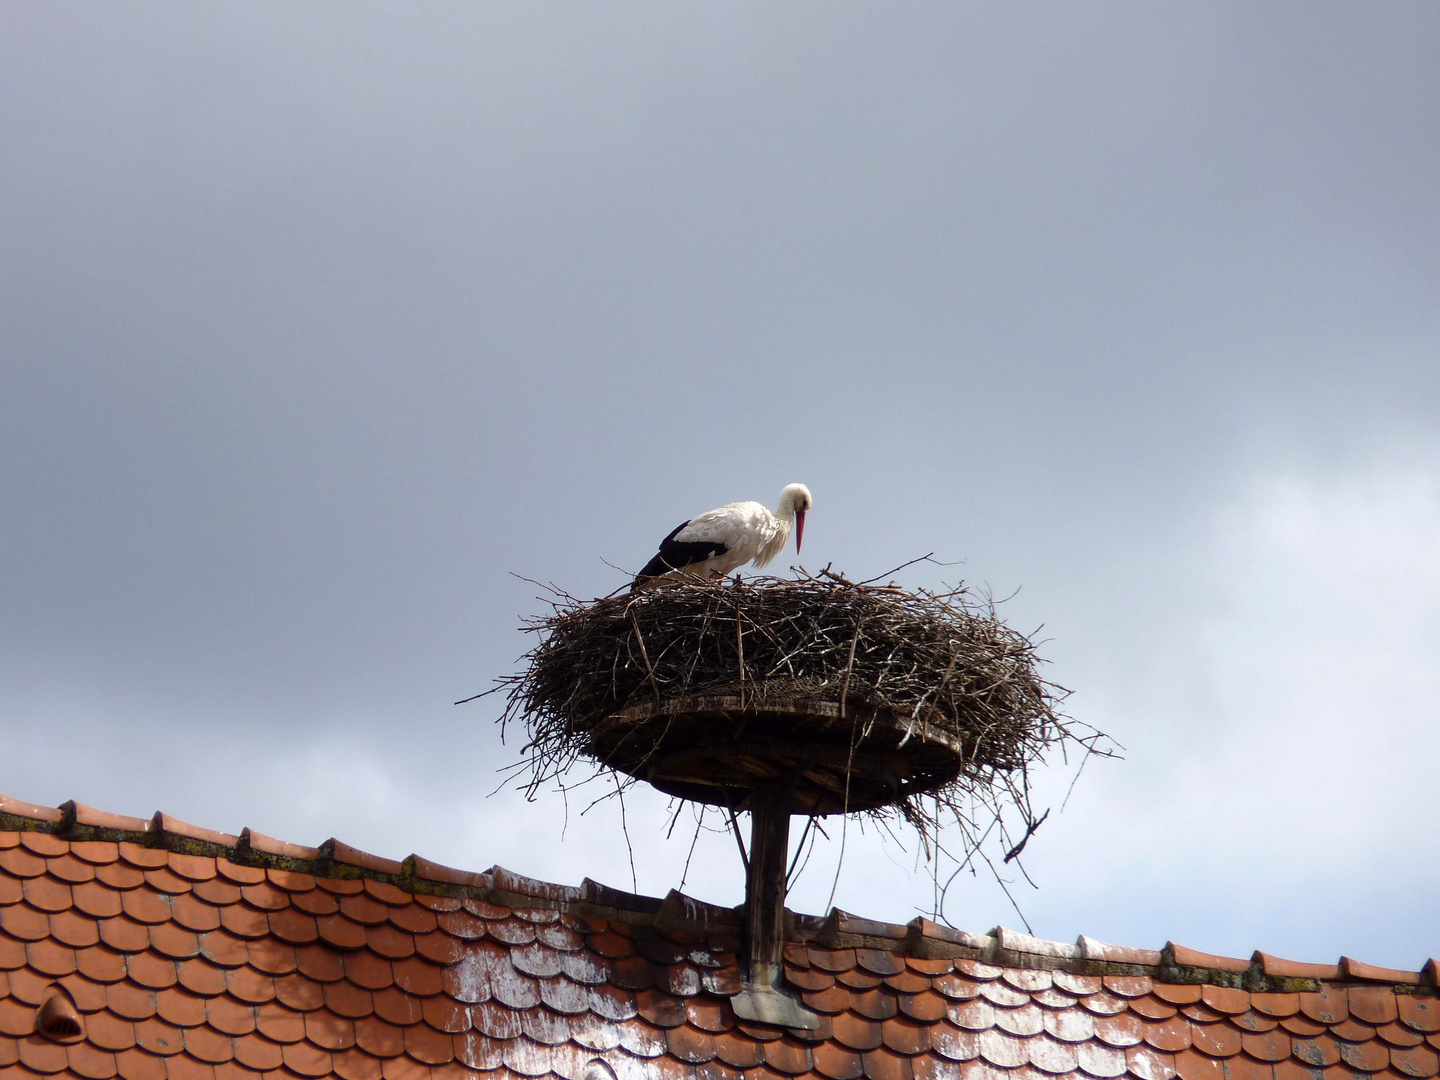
[
  {"xmin": 494, "ymin": 571, "xmax": 1068, "ymax": 821},
  {"xmin": 589, "ymin": 693, "xmax": 965, "ymax": 814}
]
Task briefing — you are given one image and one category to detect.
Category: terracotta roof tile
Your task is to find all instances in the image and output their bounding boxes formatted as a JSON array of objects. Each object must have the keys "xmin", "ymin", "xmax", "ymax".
[
  {"xmin": 1170, "ymin": 943, "xmax": 1253, "ymax": 974},
  {"xmin": 1078, "ymin": 936, "xmax": 1164, "ymax": 966},
  {"xmin": 215, "ymin": 861, "xmax": 266, "ymax": 886},
  {"xmin": 1395, "ymin": 1045, "xmax": 1440, "ymax": 1077},
  {"xmin": 1345, "ymin": 958, "xmax": 1423, "ymax": 987},
  {"xmin": 2, "ymin": 798, "xmax": 1436, "ymax": 1080},
  {"xmin": 1300, "ymin": 986, "xmax": 1350, "ymax": 1025},
  {"xmin": 1256, "ymin": 953, "xmax": 1344, "ymax": 982}
]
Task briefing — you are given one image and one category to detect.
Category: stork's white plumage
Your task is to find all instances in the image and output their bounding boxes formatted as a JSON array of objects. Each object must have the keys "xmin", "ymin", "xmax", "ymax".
[{"xmin": 632, "ymin": 483, "xmax": 813, "ymax": 590}]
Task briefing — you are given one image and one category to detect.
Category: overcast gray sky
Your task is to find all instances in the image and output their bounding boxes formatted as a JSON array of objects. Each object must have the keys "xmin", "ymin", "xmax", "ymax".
[{"xmin": 3, "ymin": 3, "xmax": 1437, "ymax": 970}]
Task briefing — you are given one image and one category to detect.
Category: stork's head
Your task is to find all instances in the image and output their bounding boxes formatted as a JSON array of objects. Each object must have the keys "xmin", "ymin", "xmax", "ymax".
[{"xmin": 779, "ymin": 483, "xmax": 813, "ymax": 553}]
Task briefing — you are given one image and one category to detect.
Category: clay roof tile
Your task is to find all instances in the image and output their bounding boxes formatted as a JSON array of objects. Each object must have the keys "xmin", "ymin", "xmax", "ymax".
[
  {"xmin": 237, "ymin": 829, "xmax": 320, "ymax": 863},
  {"xmin": 1343, "ymin": 957, "xmax": 1423, "ymax": 986},
  {"xmin": 150, "ymin": 814, "xmax": 238, "ymax": 851},
  {"xmin": 995, "ymin": 927, "xmax": 1079, "ymax": 961},
  {"xmin": 1252, "ymin": 952, "xmax": 1341, "ymax": 982},
  {"xmin": 1, "ymin": 796, "xmax": 65, "ymax": 825},
  {"xmin": 6, "ymin": 804, "xmax": 1438, "ymax": 1080},
  {"xmin": 321, "ymin": 841, "xmax": 405, "ymax": 879},
  {"xmin": 1078, "ymin": 936, "xmax": 1164, "ymax": 966},
  {"xmin": 1167, "ymin": 943, "xmax": 1252, "ymax": 975}
]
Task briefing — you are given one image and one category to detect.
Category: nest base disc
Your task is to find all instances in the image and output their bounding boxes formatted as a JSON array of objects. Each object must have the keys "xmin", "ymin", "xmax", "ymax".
[{"xmin": 586, "ymin": 693, "xmax": 965, "ymax": 815}]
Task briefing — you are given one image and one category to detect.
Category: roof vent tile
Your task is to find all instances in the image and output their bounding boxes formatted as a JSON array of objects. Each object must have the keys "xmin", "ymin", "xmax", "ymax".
[{"xmin": 36, "ymin": 992, "xmax": 84, "ymax": 1044}]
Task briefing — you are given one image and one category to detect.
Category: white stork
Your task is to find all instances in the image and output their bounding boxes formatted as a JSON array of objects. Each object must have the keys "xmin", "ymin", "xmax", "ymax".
[{"xmin": 632, "ymin": 483, "xmax": 813, "ymax": 590}]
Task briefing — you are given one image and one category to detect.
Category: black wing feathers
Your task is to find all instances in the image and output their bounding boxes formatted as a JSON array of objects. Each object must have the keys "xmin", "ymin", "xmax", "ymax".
[{"xmin": 634, "ymin": 519, "xmax": 730, "ymax": 583}]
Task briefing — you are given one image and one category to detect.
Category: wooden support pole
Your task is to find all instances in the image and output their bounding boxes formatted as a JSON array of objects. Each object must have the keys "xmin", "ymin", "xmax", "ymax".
[
  {"xmin": 745, "ymin": 778, "xmax": 792, "ymax": 990},
  {"xmin": 731, "ymin": 771, "xmax": 823, "ymax": 1025},
  {"xmin": 730, "ymin": 775, "xmax": 819, "ymax": 1030}
]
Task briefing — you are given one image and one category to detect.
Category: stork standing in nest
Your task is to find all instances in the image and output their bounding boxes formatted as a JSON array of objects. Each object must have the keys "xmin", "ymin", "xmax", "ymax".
[{"xmin": 632, "ymin": 484, "xmax": 812, "ymax": 590}]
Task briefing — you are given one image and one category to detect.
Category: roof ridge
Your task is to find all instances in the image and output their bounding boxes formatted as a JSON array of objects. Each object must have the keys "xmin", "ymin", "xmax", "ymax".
[{"xmin": 2, "ymin": 790, "xmax": 1434, "ymax": 992}]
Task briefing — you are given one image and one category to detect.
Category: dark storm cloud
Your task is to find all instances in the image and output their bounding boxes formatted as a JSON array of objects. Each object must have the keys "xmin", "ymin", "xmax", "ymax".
[{"xmin": 2, "ymin": 4, "xmax": 1436, "ymax": 965}]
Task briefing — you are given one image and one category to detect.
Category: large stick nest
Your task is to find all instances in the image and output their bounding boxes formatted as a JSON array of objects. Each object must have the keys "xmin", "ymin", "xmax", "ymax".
[{"xmin": 493, "ymin": 568, "xmax": 1094, "ymax": 829}]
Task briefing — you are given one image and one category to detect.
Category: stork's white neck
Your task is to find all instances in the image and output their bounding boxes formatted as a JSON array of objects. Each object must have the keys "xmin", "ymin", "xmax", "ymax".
[{"xmin": 750, "ymin": 483, "xmax": 811, "ymax": 568}]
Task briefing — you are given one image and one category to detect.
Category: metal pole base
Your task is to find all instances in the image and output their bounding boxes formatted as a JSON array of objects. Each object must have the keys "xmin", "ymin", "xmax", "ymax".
[{"xmin": 731, "ymin": 979, "xmax": 820, "ymax": 1030}]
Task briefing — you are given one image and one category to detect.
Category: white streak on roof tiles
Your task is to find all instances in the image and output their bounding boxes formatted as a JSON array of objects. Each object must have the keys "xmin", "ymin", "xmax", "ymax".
[
  {"xmin": 1033, "ymin": 987, "xmax": 1080, "ymax": 1009},
  {"xmin": 1077, "ymin": 1041, "xmax": 1129, "ymax": 1078},
  {"xmin": 663, "ymin": 963, "xmax": 702, "ymax": 996},
  {"xmin": 513, "ymin": 941, "xmax": 564, "ymax": 978},
  {"xmin": 950, "ymin": 998, "xmax": 998, "ymax": 1030},
  {"xmin": 520, "ymin": 1007, "xmax": 574, "ymax": 1046},
  {"xmin": 995, "ymin": 925, "xmax": 1080, "ymax": 960},
  {"xmin": 978, "ymin": 1028, "xmax": 1029, "ymax": 1067},
  {"xmin": 615, "ymin": 1021, "xmax": 668, "ymax": 1058},
  {"xmin": 994, "ymin": 1002, "xmax": 1046, "ymax": 1036},
  {"xmin": 960, "ymin": 958, "xmax": 1004, "ymax": 980},
  {"xmin": 1127, "ymin": 1044, "xmax": 1181, "ymax": 1080},
  {"xmin": 472, "ymin": 1001, "xmax": 524, "ymax": 1040},
  {"xmin": 1029, "ymin": 1034, "xmax": 1083, "ymax": 1074},
  {"xmin": 446, "ymin": 949, "xmax": 491, "ymax": 1004},
  {"xmin": 607, "ymin": 1052, "xmax": 667, "ymax": 1080},
  {"xmin": 538, "ymin": 974, "xmax": 590, "ymax": 1014},
  {"xmin": 587, "ymin": 987, "xmax": 639, "ymax": 1022},
  {"xmin": 560, "ymin": 949, "xmax": 612, "ymax": 985},
  {"xmin": 1044, "ymin": 1008, "xmax": 1097, "ymax": 1043},
  {"xmin": 930, "ymin": 1025, "xmax": 983, "ymax": 1061},
  {"xmin": 501, "ymin": 1036, "xmax": 553, "ymax": 1077},
  {"xmin": 1003, "ymin": 967, "xmax": 1056, "ymax": 993},
  {"xmin": 569, "ymin": 1013, "xmax": 625, "ymax": 1052},
  {"xmin": 980, "ymin": 979, "xmax": 1032, "ymax": 1008},
  {"xmin": 490, "ymin": 964, "xmax": 543, "ymax": 1009}
]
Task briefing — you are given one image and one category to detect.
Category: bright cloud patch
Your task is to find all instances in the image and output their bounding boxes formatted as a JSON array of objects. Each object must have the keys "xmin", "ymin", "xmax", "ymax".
[{"xmin": 1028, "ymin": 447, "xmax": 1440, "ymax": 965}]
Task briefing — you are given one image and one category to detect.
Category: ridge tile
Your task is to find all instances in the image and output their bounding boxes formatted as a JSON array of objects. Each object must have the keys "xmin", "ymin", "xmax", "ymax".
[
  {"xmin": 239, "ymin": 829, "xmax": 320, "ymax": 863},
  {"xmin": 321, "ymin": 841, "xmax": 405, "ymax": 878},
  {"xmin": 150, "ymin": 814, "xmax": 238, "ymax": 850},
  {"xmin": 0, "ymin": 796, "xmax": 65, "ymax": 825},
  {"xmin": 1167, "ymin": 943, "xmax": 1251, "ymax": 974},
  {"xmin": 1343, "ymin": 958, "xmax": 1422, "ymax": 986},
  {"xmin": 405, "ymin": 856, "xmax": 488, "ymax": 889},
  {"xmin": 1253, "ymin": 952, "xmax": 1342, "ymax": 982},
  {"xmin": 1078, "ymin": 936, "xmax": 1163, "ymax": 966},
  {"xmin": 995, "ymin": 926, "xmax": 1079, "ymax": 960},
  {"xmin": 64, "ymin": 803, "xmax": 152, "ymax": 835}
]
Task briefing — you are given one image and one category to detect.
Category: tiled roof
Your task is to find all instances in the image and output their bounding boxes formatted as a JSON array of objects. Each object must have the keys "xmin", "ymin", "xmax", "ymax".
[{"xmin": 2, "ymin": 792, "xmax": 1437, "ymax": 1080}]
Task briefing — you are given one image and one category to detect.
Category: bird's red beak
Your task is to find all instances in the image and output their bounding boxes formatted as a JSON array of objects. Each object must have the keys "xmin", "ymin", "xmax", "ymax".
[{"xmin": 795, "ymin": 510, "xmax": 805, "ymax": 554}]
